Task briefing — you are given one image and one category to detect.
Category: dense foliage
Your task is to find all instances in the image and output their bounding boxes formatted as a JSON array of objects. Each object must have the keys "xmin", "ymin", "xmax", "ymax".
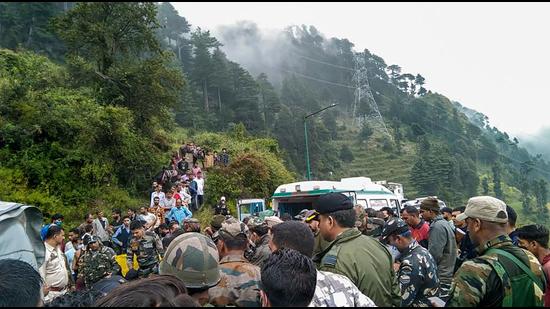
[{"xmin": 0, "ymin": 2, "xmax": 548, "ymax": 225}]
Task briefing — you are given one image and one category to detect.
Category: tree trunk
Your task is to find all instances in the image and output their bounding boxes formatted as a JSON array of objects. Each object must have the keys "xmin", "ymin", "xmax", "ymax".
[
  {"xmin": 26, "ymin": 16, "xmax": 34, "ymax": 47},
  {"xmin": 218, "ymin": 87, "xmax": 222, "ymax": 113},
  {"xmin": 203, "ymin": 80, "xmax": 209, "ymax": 113}
]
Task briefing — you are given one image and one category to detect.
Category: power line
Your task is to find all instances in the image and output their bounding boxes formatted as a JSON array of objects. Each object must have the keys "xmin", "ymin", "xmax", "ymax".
[
  {"xmin": 280, "ymin": 68, "xmax": 356, "ymax": 89},
  {"xmin": 260, "ymin": 55, "xmax": 550, "ymax": 176},
  {"xmin": 290, "ymin": 50, "xmax": 355, "ymax": 72}
]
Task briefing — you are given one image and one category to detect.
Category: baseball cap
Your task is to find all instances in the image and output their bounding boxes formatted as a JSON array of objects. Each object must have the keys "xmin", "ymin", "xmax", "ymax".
[
  {"xmin": 313, "ymin": 193, "xmax": 353, "ymax": 214},
  {"xmin": 220, "ymin": 196, "xmax": 226, "ymax": 201},
  {"xmin": 456, "ymin": 196, "xmax": 508, "ymax": 224},
  {"xmin": 380, "ymin": 218, "xmax": 410, "ymax": 243}
]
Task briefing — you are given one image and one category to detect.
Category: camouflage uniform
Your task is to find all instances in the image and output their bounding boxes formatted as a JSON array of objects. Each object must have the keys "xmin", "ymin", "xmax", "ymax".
[
  {"xmin": 208, "ymin": 218, "xmax": 261, "ymax": 306},
  {"xmin": 208, "ymin": 254, "xmax": 262, "ymax": 307},
  {"xmin": 247, "ymin": 217, "xmax": 272, "ymax": 268},
  {"xmin": 310, "ymin": 270, "xmax": 376, "ymax": 307},
  {"xmin": 126, "ymin": 231, "xmax": 164, "ymax": 278},
  {"xmin": 78, "ymin": 245, "xmax": 120, "ymax": 287},
  {"xmin": 396, "ymin": 240, "xmax": 439, "ymax": 307},
  {"xmin": 249, "ymin": 234, "xmax": 271, "ymax": 267},
  {"xmin": 447, "ymin": 235, "xmax": 546, "ymax": 307},
  {"xmin": 365, "ymin": 217, "xmax": 385, "ymax": 237}
]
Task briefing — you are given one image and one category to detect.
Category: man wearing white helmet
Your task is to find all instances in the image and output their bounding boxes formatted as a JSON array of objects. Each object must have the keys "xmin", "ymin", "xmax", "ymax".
[{"xmin": 214, "ymin": 196, "xmax": 230, "ymax": 216}]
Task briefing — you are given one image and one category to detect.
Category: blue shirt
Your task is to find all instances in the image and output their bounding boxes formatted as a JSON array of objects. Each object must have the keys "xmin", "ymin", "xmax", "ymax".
[{"xmin": 167, "ymin": 206, "xmax": 192, "ymax": 224}]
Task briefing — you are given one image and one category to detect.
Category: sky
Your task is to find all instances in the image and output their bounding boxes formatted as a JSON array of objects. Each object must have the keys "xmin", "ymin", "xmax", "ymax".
[{"xmin": 172, "ymin": 2, "xmax": 550, "ymax": 139}]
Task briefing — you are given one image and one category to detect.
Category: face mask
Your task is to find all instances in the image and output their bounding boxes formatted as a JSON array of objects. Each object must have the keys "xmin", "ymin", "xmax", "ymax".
[{"xmin": 55, "ymin": 220, "xmax": 63, "ymax": 227}]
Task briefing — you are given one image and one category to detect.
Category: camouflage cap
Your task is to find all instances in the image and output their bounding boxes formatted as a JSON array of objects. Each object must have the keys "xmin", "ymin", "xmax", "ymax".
[
  {"xmin": 210, "ymin": 214, "xmax": 226, "ymax": 230},
  {"xmin": 219, "ymin": 217, "xmax": 249, "ymax": 239},
  {"xmin": 183, "ymin": 218, "xmax": 200, "ymax": 224},
  {"xmin": 456, "ymin": 196, "xmax": 508, "ymax": 224},
  {"xmin": 159, "ymin": 232, "xmax": 221, "ymax": 289},
  {"xmin": 83, "ymin": 234, "xmax": 100, "ymax": 246},
  {"xmin": 246, "ymin": 216, "xmax": 266, "ymax": 228},
  {"xmin": 380, "ymin": 218, "xmax": 410, "ymax": 243},
  {"xmin": 264, "ymin": 216, "xmax": 283, "ymax": 228}
]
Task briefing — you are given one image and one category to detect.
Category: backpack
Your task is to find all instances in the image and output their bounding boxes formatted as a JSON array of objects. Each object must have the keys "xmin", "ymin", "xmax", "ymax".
[{"xmin": 480, "ymin": 248, "xmax": 545, "ymax": 307}]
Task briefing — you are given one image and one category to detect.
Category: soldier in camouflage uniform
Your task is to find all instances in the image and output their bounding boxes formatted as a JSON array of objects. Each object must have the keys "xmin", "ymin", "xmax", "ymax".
[
  {"xmin": 127, "ymin": 220, "xmax": 164, "ymax": 278},
  {"xmin": 380, "ymin": 218, "xmax": 439, "ymax": 307},
  {"xmin": 78, "ymin": 235, "xmax": 121, "ymax": 288},
  {"xmin": 159, "ymin": 232, "xmax": 221, "ymax": 306},
  {"xmin": 447, "ymin": 196, "xmax": 546, "ymax": 307},
  {"xmin": 247, "ymin": 216, "xmax": 272, "ymax": 267},
  {"xmin": 209, "ymin": 217, "xmax": 262, "ymax": 307}
]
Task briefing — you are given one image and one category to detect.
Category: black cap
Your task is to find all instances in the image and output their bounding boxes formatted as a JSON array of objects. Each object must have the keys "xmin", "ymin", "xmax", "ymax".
[{"xmin": 313, "ymin": 193, "xmax": 353, "ymax": 214}]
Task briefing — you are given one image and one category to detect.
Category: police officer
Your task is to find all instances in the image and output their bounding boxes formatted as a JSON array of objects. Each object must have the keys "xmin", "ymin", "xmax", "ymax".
[
  {"xmin": 159, "ymin": 232, "xmax": 221, "ymax": 306},
  {"xmin": 380, "ymin": 218, "xmax": 440, "ymax": 307},
  {"xmin": 247, "ymin": 216, "xmax": 271, "ymax": 267},
  {"xmin": 312, "ymin": 192, "xmax": 401, "ymax": 307},
  {"xmin": 209, "ymin": 218, "xmax": 262, "ymax": 307},
  {"xmin": 447, "ymin": 196, "xmax": 546, "ymax": 307},
  {"xmin": 78, "ymin": 235, "xmax": 120, "ymax": 288},
  {"xmin": 127, "ymin": 220, "xmax": 164, "ymax": 278}
]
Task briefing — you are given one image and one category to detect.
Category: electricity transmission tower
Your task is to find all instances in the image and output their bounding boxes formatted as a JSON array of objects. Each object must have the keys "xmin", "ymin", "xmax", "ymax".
[{"xmin": 352, "ymin": 53, "xmax": 393, "ymax": 141}]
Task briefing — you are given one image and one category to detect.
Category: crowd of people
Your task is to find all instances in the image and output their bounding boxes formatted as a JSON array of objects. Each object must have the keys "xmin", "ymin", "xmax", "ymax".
[{"xmin": 2, "ymin": 186, "xmax": 550, "ymax": 307}]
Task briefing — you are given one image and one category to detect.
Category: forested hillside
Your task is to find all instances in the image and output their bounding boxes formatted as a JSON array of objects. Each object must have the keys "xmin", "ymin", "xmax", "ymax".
[{"xmin": 0, "ymin": 2, "xmax": 548, "ymax": 225}]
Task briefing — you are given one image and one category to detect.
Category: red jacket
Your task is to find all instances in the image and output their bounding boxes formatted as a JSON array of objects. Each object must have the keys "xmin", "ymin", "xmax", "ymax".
[{"xmin": 410, "ymin": 219, "xmax": 430, "ymax": 244}]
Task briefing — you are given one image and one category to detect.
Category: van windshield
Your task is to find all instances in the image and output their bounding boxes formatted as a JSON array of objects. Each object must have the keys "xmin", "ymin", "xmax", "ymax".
[{"xmin": 369, "ymin": 199, "xmax": 388, "ymax": 208}]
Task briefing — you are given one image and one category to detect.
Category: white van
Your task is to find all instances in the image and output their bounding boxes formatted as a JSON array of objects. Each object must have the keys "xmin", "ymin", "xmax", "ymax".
[{"xmin": 271, "ymin": 177, "xmax": 401, "ymax": 217}]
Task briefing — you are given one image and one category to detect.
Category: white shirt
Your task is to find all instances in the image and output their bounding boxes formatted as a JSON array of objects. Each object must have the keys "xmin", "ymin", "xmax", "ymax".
[
  {"xmin": 40, "ymin": 242, "xmax": 69, "ymax": 302},
  {"xmin": 162, "ymin": 197, "xmax": 176, "ymax": 209},
  {"xmin": 150, "ymin": 191, "xmax": 166, "ymax": 207},
  {"xmin": 195, "ymin": 178, "xmax": 205, "ymax": 195},
  {"xmin": 139, "ymin": 212, "xmax": 157, "ymax": 227}
]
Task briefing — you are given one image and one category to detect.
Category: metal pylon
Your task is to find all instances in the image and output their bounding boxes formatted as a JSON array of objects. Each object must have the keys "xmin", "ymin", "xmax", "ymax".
[{"xmin": 352, "ymin": 53, "xmax": 393, "ymax": 141}]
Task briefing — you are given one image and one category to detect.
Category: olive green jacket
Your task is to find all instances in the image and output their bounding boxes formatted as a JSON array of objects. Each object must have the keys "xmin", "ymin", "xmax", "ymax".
[{"xmin": 313, "ymin": 227, "xmax": 401, "ymax": 307}]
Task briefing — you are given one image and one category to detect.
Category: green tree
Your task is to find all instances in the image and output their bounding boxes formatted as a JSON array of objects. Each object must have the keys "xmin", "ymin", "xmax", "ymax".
[
  {"xmin": 482, "ymin": 177, "xmax": 489, "ymax": 195},
  {"xmin": 358, "ymin": 122, "xmax": 374, "ymax": 145},
  {"xmin": 519, "ymin": 160, "xmax": 534, "ymax": 211},
  {"xmin": 54, "ymin": 2, "xmax": 161, "ymax": 74},
  {"xmin": 492, "ymin": 162, "xmax": 505, "ymax": 201},
  {"xmin": 256, "ymin": 73, "xmax": 281, "ymax": 133},
  {"xmin": 53, "ymin": 2, "xmax": 184, "ymax": 134},
  {"xmin": 0, "ymin": 2, "xmax": 65, "ymax": 60},
  {"xmin": 533, "ymin": 179, "xmax": 548, "ymax": 215},
  {"xmin": 340, "ymin": 145, "xmax": 354, "ymax": 162},
  {"xmin": 190, "ymin": 27, "xmax": 221, "ymax": 113}
]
